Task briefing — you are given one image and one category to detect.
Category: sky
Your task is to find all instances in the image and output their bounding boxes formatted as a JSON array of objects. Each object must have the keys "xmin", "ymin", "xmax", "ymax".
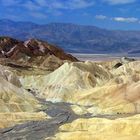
[{"xmin": 0, "ymin": 0, "xmax": 140, "ymax": 30}]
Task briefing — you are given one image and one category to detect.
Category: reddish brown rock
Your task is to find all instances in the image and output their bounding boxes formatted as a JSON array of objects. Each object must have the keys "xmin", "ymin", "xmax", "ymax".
[{"xmin": 0, "ymin": 37, "xmax": 78, "ymax": 69}]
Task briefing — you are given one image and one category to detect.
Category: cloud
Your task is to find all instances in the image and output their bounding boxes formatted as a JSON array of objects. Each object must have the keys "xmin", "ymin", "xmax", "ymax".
[
  {"xmin": 22, "ymin": 0, "xmax": 95, "ymax": 19},
  {"xmin": 104, "ymin": 0, "xmax": 136, "ymax": 5},
  {"xmin": 0, "ymin": 0, "xmax": 47, "ymax": 19},
  {"xmin": 95, "ymin": 15, "xmax": 107, "ymax": 20},
  {"xmin": 23, "ymin": 1, "xmax": 40, "ymax": 11},
  {"xmin": 0, "ymin": 0, "xmax": 95, "ymax": 20},
  {"xmin": 113, "ymin": 17, "xmax": 139, "ymax": 22},
  {"xmin": 64, "ymin": 0, "xmax": 95, "ymax": 9},
  {"xmin": 35, "ymin": 0, "xmax": 95, "ymax": 10},
  {"xmin": 95, "ymin": 14, "xmax": 140, "ymax": 23}
]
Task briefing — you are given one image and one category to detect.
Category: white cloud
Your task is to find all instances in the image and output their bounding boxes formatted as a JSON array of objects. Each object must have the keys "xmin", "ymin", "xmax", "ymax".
[
  {"xmin": 35, "ymin": 0, "xmax": 95, "ymax": 10},
  {"xmin": 66, "ymin": 0, "xmax": 95, "ymax": 9},
  {"xmin": 113, "ymin": 17, "xmax": 139, "ymax": 22},
  {"xmin": 95, "ymin": 15, "xmax": 107, "ymax": 20},
  {"xmin": 104, "ymin": 0, "xmax": 136, "ymax": 5},
  {"xmin": 0, "ymin": 0, "xmax": 95, "ymax": 18},
  {"xmin": 95, "ymin": 14, "xmax": 140, "ymax": 23},
  {"xmin": 23, "ymin": 1, "xmax": 40, "ymax": 11},
  {"xmin": 19, "ymin": 0, "xmax": 95, "ymax": 19}
]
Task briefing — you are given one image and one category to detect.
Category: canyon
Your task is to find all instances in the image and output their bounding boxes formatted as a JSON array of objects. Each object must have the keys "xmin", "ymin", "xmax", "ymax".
[{"xmin": 0, "ymin": 37, "xmax": 140, "ymax": 140}]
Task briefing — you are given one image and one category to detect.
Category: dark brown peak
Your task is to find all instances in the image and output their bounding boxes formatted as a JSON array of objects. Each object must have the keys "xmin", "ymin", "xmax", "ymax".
[
  {"xmin": 24, "ymin": 39, "xmax": 51, "ymax": 55},
  {"xmin": 6, "ymin": 43, "xmax": 29, "ymax": 58},
  {"xmin": 24, "ymin": 38, "xmax": 49, "ymax": 46},
  {"xmin": 25, "ymin": 38, "xmax": 39, "ymax": 44},
  {"xmin": 0, "ymin": 37, "xmax": 78, "ymax": 63},
  {"xmin": 0, "ymin": 37, "xmax": 21, "ymax": 52},
  {"xmin": 65, "ymin": 53, "xmax": 78, "ymax": 61},
  {"xmin": 25, "ymin": 38, "xmax": 63, "ymax": 51},
  {"xmin": 24, "ymin": 39, "xmax": 39, "ymax": 50},
  {"xmin": 26, "ymin": 38, "xmax": 48, "ymax": 43},
  {"xmin": 0, "ymin": 36, "xmax": 20, "ymax": 43},
  {"xmin": 24, "ymin": 39, "xmax": 78, "ymax": 61},
  {"xmin": 47, "ymin": 43, "xmax": 64, "ymax": 52}
]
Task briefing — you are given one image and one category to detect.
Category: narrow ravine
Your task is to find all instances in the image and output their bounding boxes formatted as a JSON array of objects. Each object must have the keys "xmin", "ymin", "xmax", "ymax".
[{"xmin": 0, "ymin": 98, "xmax": 84, "ymax": 140}]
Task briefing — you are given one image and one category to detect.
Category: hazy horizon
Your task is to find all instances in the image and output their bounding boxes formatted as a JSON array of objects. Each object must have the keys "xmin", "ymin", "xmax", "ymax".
[
  {"xmin": 0, "ymin": 0, "xmax": 140, "ymax": 30},
  {"xmin": 1, "ymin": 18, "xmax": 140, "ymax": 32}
]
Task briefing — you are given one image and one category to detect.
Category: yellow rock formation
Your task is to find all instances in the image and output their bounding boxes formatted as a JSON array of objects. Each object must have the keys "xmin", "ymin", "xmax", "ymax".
[
  {"xmin": 53, "ymin": 115, "xmax": 140, "ymax": 140},
  {"xmin": 1, "ymin": 59, "xmax": 140, "ymax": 139},
  {"xmin": 20, "ymin": 61, "xmax": 112, "ymax": 102},
  {"xmin": 0, "ymin": 65, "xmax": 46, "ymax": 128},
  {"xmin": 0, "ymin": 112, "xmax": 47, "ymax": 128},
  {"xmin": 20, "ymin": 61, "xmax": 140, "ymax": 115}
]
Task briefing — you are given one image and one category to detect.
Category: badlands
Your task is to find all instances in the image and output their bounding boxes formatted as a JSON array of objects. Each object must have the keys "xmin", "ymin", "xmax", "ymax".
[{"xmin": 0, "ymin": 37, "xmax": 140, "ymax": 140}]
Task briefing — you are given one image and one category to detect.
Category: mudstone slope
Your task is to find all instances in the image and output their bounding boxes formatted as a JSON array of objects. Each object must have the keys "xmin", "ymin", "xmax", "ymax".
[{"xmin": 0, "ymin": 37, "xmax": 140, "ymax": 140}]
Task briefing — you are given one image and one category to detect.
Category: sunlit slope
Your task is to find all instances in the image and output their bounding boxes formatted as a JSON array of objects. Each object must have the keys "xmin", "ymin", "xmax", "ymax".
[
  {"xmin": 0, "ymin": 65, "xmax": 46, "ymax": 128},
  {"xmin": 20, "ymin": 61, "xmax": 140, "ymax": 114},
  {"xmin": 0, "ymin": 65, "xmax": 39, "ymax": 112},
  {"xmin": 20, "ymin": 61, "xmax": 111, "ymax": 101},
  {"xmin": 53, "ymin": 115, "xmax": 140, "ymax": 140}
]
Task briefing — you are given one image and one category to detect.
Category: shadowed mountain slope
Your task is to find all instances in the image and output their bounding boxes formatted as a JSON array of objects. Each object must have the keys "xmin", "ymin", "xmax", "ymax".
[
  {"xmin": 1, "ymin": 19, "xmax": 140, "ymax": 53},
  {"xmin": 0, "ymin": 37, "xmax": 78, "ymax": 70}
]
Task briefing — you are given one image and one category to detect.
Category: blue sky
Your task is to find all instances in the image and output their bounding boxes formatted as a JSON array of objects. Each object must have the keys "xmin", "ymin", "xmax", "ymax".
[{"xmin": 0, "ymin": 0, "xmax": 140, "ymax": 30}]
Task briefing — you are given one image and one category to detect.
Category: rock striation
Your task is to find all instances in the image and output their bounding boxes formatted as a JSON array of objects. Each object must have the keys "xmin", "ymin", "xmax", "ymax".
[
  {"xmin": 0, "ymin": 37, "xmax": 140, "ymax": 140},
  {"xmin": 20, "ymin": 61, "xmax": 112, "ymax": 102},
  {"xmin": 0, "ymin": 37, "xmax": 78, "ymax": 70},
  {"xmin": 20, "ymin": 61, "xmax": 140, "ymax": 115},
  {"xmin": 0, "ymin": 64, "xmax": 46, "ymax": 128},
  {"xmin": 53, "ymin": 114, "xmax": 140, "ymax": 140}
]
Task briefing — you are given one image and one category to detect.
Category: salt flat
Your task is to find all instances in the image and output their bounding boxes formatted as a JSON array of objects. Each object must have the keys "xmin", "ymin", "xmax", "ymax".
[{"xmin": 71, "ymin": 53, "xmax": 140, "ymax": 61}]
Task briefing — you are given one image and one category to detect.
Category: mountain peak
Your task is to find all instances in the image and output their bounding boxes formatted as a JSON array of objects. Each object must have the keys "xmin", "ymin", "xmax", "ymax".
[{"xmin": 0, "ymin": 19, "xmax": 140, "ymax": 54}]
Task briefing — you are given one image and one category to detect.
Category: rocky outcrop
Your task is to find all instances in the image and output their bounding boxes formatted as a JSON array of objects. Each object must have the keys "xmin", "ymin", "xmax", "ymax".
[
  {"xmin": 0, "ymin": 37, "xmax": 78, "ymax": 70},
  {"xmin": 20, "ymin": 61, "xmax": 112, "ymax": 102},
  {"xmin": 19, "ymin": 60, "xmax": 140, "ymax": 115},
  {"xmin": 0, "ymin": 43, "xmax": 140, "ymax": 140},
  {"xmin": 54, "ymin": 114, "xmax": 140, "ymax": 140},
  {"xmin": 0, "ymin": 65, "xmax": 46, "ymax": 128}
]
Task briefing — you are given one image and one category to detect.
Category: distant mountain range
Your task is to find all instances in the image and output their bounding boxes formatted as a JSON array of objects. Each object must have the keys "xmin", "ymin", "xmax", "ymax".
[{"xmin": 0, "ymin": 19, "xmax": 140, "ymax": 54}]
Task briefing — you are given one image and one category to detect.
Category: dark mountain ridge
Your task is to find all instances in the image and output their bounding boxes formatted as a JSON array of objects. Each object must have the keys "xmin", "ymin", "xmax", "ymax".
[{"xmin": 0, "ymin": 19, "xmax": 140, "ymax": 54}]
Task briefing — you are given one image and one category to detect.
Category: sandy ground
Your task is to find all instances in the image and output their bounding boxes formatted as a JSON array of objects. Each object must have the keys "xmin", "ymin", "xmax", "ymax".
[{"xmin": 71, "ymin": 53, "xmax": 140, "ymax": 61}]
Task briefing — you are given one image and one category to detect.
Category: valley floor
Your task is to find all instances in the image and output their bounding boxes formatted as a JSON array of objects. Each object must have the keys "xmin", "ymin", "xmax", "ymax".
[
  {"xmin": 0, "ymin": 99, "xmax": 140, "ymax": 140},
  {"xmin": 71, "ymin": 53, "xmax": 140, "ymax": 61}
]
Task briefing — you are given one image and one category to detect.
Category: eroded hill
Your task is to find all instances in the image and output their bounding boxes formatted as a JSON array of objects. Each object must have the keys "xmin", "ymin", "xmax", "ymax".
[{"xmin": 0, "ymin": 38, "xmax": 140, "ymax": 140}]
